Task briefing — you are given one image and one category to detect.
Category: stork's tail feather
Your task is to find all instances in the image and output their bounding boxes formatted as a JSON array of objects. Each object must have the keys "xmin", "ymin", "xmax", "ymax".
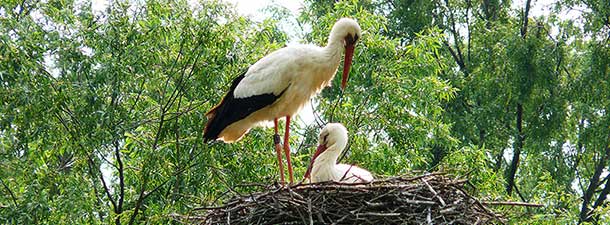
[
  {"xmin": 203, "ymin": 111, "xmax": 219, "ymax": 142},
  {"xmin": 204, "ymin": 96, "xmax": 239, "ymax": 143}
]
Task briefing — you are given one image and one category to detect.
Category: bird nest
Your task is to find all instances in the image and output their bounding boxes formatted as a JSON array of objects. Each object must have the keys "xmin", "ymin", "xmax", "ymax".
[{"xmin": 183, "ymin": 172, "xmax": 508, "ymax": 224}]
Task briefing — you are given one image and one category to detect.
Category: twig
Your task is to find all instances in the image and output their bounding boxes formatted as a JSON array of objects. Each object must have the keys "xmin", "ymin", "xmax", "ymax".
[
  {"xmin": 0, "ymin": 177, "xmax": 17, "ymax": 207},
  {"xmin": 482, "ymin": 201, "xmax": 543, "ymax": 207},
  {"xmin": 422, "ymin": 178, "xmax": 446, "ymax": 206}
]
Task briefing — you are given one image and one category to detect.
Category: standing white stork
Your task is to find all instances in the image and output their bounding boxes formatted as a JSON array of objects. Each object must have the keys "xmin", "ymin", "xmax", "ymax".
[
  {"xmin": 203, "ymin": 18, "xmax": 362, "ymax": 184},
  {"xmin": 303, "ymin": 123, "xmax": 373, "ymax": 183}
]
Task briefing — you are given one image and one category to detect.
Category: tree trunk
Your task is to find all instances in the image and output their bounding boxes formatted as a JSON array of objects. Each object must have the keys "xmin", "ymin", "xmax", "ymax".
[{"xmin": 506, "ymin": 103, "xmax": 523, "ymax": 195}]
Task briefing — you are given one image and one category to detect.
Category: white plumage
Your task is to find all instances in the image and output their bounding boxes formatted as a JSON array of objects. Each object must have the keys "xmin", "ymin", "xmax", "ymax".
[{"xmin": 305, "ymin": 123, "xmax": 374, "ymax": 183}]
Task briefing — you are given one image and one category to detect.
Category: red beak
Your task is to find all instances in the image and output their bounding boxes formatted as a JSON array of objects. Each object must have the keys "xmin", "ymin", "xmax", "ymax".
[
  {"xmin": 303, "ymin": 144, "xmax": 327, "ymax": 179},
  {"xmin": 341, "ymin": 44, "xmax": 355, "ymax": 90}
]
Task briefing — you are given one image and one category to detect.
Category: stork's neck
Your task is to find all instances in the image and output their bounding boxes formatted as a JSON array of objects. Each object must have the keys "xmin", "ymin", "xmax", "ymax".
[
  {"xmin": 323, "ymin": 40, "xmax": 344, "ymax": 61},
  {"xmin": 311, "ymin": 154, "xmax": 340, "ymax": 180},
  {"xmin": 312, "ymin": 144, "xmax": 343, "ymax": 171}
]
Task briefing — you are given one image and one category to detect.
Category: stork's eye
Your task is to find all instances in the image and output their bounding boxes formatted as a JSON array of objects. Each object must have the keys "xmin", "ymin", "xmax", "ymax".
[
  {"xmin": 322, "ymin": 133, "xmax": 329, "ymax": 144},
  {"xmin": 344, "ymin": 34, "xmax": 357, "ymax": 45}
]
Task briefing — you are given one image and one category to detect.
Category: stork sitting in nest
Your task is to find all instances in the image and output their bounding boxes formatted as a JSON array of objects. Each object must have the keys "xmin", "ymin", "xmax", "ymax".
[{"xmin": 304, "ymin": 123, "xmax": 373, "ymax": 183}]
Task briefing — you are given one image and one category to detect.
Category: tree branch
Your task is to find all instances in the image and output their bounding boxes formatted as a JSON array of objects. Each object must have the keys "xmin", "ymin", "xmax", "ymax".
[
  {"xmin": 466, "ymin": 0, "xmax": 472, "ymax": 62},
  {"xmin": 114, "ymin": 141, "xmax": 125, "ymax": 225},
  {"xmin": 86, "ymin": 157, "xmax": 106, "ymax": 222},
  {"xmin": 128, "ymin": 174, "xmax": 148, "ymax": 225},
  {"xmin": 127, "ymin": 153, "xmax": 205, "ymax": 225},
  {"xmin": 592, "ymin": 168, "xmax": 610, "ymax": 209},
  {"xmin": 579, "ymin": 136, "xmax": 610, "ymax": 223},
  {"xmin": 98, "ymin": 157, "xmax": 118, "ymax": 213},
  {"xmin": 171, "ymin": 94, "xmax": 184, "ymax": 201},
  {"xmin": 442, "ymin": 0, "xmax": 468, "ymax": 76},
  {"xmin": 443, "ymin": 41, "xmax": 467, "ymax": 74},
  {"xmin": 521, "ymin": 0, "xmax": 532, "ymax": 38},
  {"xmin": 512, "ymin": 179, "xmax": 527, "ymax": 202},
  {"xmin": 0, "ymin": 177, "xmax": 18, "ymax": 207},
  {"xmin": 54, "ymin": 108, "xmax": 109, "ymax": 222},
  {"xmin": 482, "ymin": 201, "xmax": 543, "ymax": 207}
]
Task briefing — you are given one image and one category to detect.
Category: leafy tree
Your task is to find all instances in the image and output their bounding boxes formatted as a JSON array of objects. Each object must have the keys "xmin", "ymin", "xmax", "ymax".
[
  {"xmin": 1, "ymin": 0, "xmax": 609, "ymax": 224},
  {"xmin": 1, "ymin": 0, "xmax": 288, "ymax": 223}
]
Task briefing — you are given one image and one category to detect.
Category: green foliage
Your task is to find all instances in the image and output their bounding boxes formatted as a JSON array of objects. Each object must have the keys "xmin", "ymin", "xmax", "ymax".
[
  {"xmin": 1, "ymin": 0, "xmax": 288, "ymax": 223},
  {"xmin": 1, "ymin": 0, "xmax": 609, "ymax": 224}
]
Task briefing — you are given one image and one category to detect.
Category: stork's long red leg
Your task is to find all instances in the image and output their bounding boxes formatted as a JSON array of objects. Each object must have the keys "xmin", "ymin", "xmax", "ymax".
[
  {"xmin": 274, "ymin": 118, "xmax": 285, "ymax": 184},
  {"xmin": 283, "ymin": 116, "xmax": 294, "ymax": 184}
]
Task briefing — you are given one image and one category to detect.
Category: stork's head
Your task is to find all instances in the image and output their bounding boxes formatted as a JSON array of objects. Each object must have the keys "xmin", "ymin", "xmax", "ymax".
[
  {"xmin": 303, "ymin": 123, "xmax": 349, "ymax": 179},
  {"xmin": 317, "ymin": 123, "xmax": 349, "ymax": 153},
  {"xmin": 329, "ymin": 18, "xmax": 361, "ymax": 90}
]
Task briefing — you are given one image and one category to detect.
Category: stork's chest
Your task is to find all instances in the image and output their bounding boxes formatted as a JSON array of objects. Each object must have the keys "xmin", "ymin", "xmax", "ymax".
[{"xmin": 311, "ymin": 164, "xmax": 340, "ymax": 182}]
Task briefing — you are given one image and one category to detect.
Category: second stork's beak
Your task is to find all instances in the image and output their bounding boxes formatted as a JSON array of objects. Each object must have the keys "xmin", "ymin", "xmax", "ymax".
[
  {"xmin": 303, "ymin": 144, "xmax": 328, "ymax": 179},
  {"xmin": 341, "ymin": 44, "xmax": 355, "ymax": 90}
]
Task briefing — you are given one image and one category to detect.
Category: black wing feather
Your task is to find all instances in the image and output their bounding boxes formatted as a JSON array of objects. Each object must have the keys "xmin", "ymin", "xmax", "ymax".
[{"xmin": 204, "ymin": 71, "xmax": 286, "ymax": 141}]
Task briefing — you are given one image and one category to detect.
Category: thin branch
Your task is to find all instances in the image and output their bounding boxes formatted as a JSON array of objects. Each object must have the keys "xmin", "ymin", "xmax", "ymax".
[
  {"xmin": 443, "ymin": 0, "xmax": 468, "ymax": 75},
  {"xmin": 521, "ymin": 0, "xmax": 532, "ymax": 38},
  {"xmin": 466, "ymin": 0, "xmax": 472, "ymax": 62},
  {"xmin": 86, "ymin": 157, "xmax": 106, "ymax": 222},
  {"xmin": 482, "ymin": 201, "xmax": 543, "ymax": 207},
  {"xmin": 171, "ymin": 93, "xmax": 184, "ymax": 200},
  {"xmin": 443, "ymin": 41, "xmax": 467, "ymax": 74},
  {"xmin": 98, "ymin": 156, "xmax": 118, "ymax": 212},
  {"xmin": 115, "ymin": 141, "xmax": 125, "ymax": 225},
  {"xmin": 512, "ymin": 181, "xmax": 528, "ymax": 203},
  {"xmin": 422, "ymin": 178, "xmax": 446, "ymax": 206},
  {"xmin": 128, "ymin": 156, "xmax": 206, "ymax": 225},
  {"xmin": 127, "ymin": 90, "xmax": 204, "ymax": 224},
  {"xmin": 143, "ymin": 158, "xmax": 204, "ymax": 201},
  {"xmin": 0, "ymin": 177, "xmax": 18, "ymax": 207},
  {"xmin": 128, "ymin": 175, "xmax": 149, "ymax": 225}
]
